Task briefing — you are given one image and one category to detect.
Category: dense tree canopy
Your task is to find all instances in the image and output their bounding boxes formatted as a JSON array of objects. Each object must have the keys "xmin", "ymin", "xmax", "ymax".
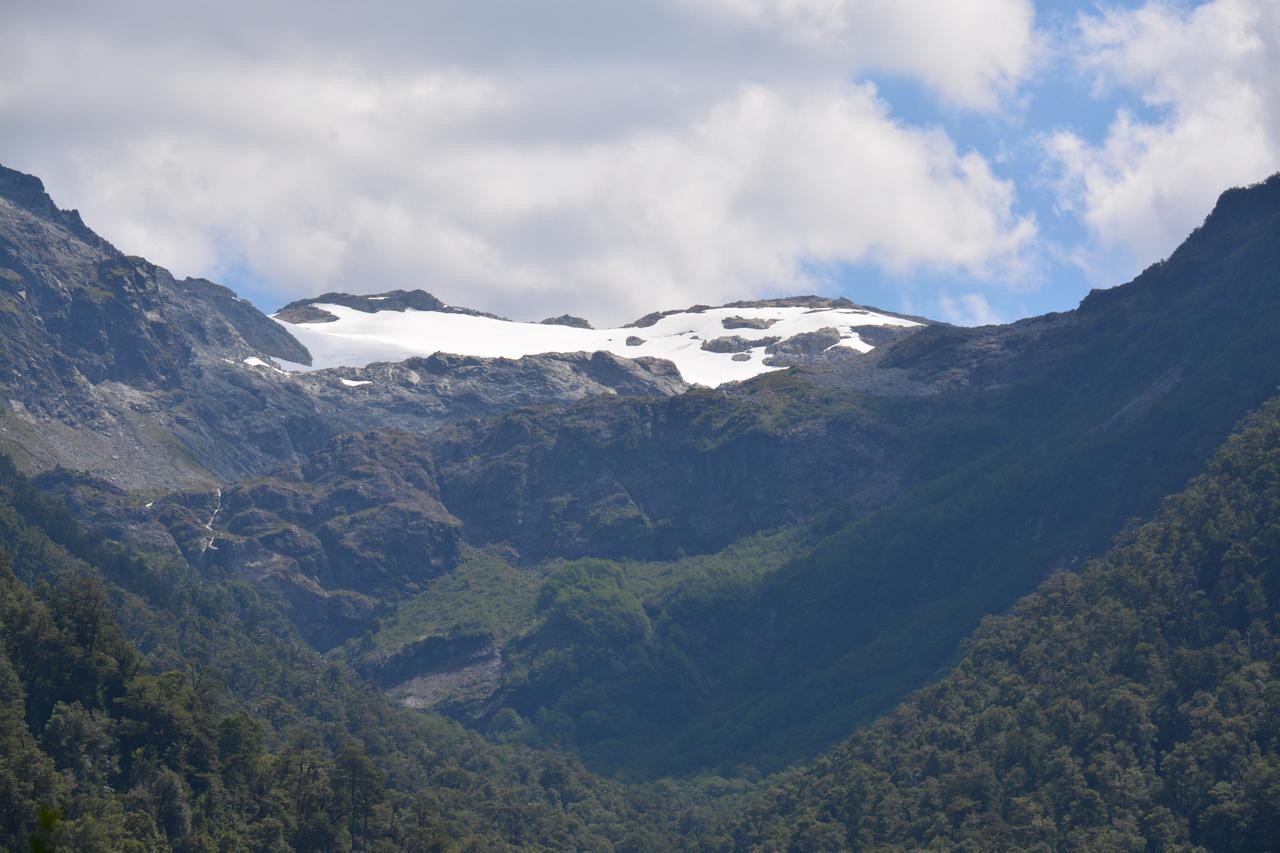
[
  {"xmin": 714, "ymin": 399, "xmax": 1280, "ymax": 850},
  {"xmin": 0, "ymin": 454, "xmax": 683, "ymax": 851}
]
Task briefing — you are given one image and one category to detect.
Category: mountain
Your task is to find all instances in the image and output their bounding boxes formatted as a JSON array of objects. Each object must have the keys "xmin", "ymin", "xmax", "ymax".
[
  {"xmin": 0, "ymin": 162, "xmax": 932, "ymax": 651},
  {"xmin": 0, "ymin": 164, "xmax": 688, "ymax": 490},
  {"xmin": 322, "ymin": 174, "xmax": 1280, "ymax": 778},
  {"xmin": 3, "ymin": 159, "xmax": 1280, "ymax": 850}
]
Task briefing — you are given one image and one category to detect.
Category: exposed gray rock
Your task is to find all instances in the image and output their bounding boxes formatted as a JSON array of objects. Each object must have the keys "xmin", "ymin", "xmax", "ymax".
[
  {"xmin": 170, "ymin": 277, "xmax": 312, "ymax": 364},
  {"xmin": 767, "ymin": 327, "xmax": 843, "ymax": 356},
  {"xmin": 850, "ymin": 325, "xmax": 918, "ymax": 348},
  {"xmin": 276, "ymin": 289, "xmax": 505, "ymax": 322},
  {"xmin": 539, "ymin": 314, "xmax": 593, "ymax": 329},
  {"xmin": 722, "ymin": 316, "xmax": 778, "ymax": 330},
  {"xmin": 725, "ymin": 295, "xmax": 854, "ymax": 310},
  {"xmin": 359, "ymin": 632, "xmax": 494, "ymax": 689},
  {"xmin": 722, "ymin": 294, "xmax": 933, "ymax": 325},
  {"xmin": 386, "ymin": 645, "xmax": 504, "ymax": 714},
  {"xmin": 272, "ymin": 303, "xmax": 338, "ymax": 323},
  {"xmin": 761, "ymin": 327, "xmax": 862, "ymax": 370},
  {"xmin": 625, "ymin": 303, "xmax": 713, "ymax": 328},
  {"xmin": 701, "ymin": 335, "xmax": 779, "ymax": 354},
  {"xmin": 0, "ymin": 165, "xmax": 115, "ymax": 253},
  {"xmin": 291, "ymin": 351, "xmax": 688, "ymax": 437},
  {"xmin": 625, "ymin": 336, "xmax": 645, "ymax": 346}
]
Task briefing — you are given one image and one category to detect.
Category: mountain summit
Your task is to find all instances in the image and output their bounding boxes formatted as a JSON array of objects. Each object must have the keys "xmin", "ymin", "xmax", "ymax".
[
  {"xmin": 0, "ymin": 165, "xmax": 692, "ymax": 487},
  {"xmin": 272, "ymin": 290, "xmax": 926, "ymax": 386}
]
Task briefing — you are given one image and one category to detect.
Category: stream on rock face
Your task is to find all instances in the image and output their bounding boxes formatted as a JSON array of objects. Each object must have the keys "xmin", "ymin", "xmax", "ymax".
[{"xmin": 201, "ymin": 487, "xmax": 222, "ymax": 553}]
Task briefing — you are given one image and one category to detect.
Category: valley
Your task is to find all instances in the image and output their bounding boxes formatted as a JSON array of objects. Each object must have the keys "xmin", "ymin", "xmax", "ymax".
[{"xmin": 2, "ymin": 163, "xmax": 1279, "ymax": 849}]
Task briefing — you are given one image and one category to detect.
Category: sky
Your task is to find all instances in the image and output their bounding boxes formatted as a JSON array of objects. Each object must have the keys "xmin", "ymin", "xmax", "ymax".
[{"xmin": 1, "ymin": 1, "xmax": 1278, "ymax": 326}]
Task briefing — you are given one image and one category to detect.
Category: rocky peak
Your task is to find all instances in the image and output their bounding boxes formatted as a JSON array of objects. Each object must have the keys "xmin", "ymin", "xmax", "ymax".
[
  {"xmin": 0, "ymin": 164, "xmax": 114, "ymax": 252},
  {"xmin": 275, "ymin": 289, "xmax": 505, "ymax": 323},
  {"xmin": 540, "ymin": 314, "xmax": 593, "ymax": 329},
  {"xmin": 172, "ymin": 277, "xmax": 312, "ymax": 365}
]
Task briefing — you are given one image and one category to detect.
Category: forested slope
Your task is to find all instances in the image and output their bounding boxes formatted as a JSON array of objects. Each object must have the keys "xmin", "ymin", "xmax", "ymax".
[
  {"xmin": 715, "ymin": 397, "xmax": 1280, "ymax": 851},
  {"xmin": 0, "ymin": 453, "xmax": 679, "ymax": 851}
]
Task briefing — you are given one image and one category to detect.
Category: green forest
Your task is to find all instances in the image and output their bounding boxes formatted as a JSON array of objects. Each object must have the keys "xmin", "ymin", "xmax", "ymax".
[
  {"xmin": 0, "ymin": 455, "xmax": 682, "ymax": 851},
  {"xmin": 716, "ymin": 399, "xmax": 1280, "ymax": 850},
  {"xmin": 9, "ymin": 393, "xmax": 1280, "ymax": 850}
]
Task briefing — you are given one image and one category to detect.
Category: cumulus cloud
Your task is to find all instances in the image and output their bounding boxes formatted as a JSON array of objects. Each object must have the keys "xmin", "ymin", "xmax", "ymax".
[
  {"xmin": 0, "ymin": 0, "xmax": 1037, "ymax": 322},
  {"xmin": 1049, "ymin": 0, "xmax": 1280, "ymax": 275},
  {"xmin": 686, "ymin": 0, "xmax": 1037, "ymax": 110}
]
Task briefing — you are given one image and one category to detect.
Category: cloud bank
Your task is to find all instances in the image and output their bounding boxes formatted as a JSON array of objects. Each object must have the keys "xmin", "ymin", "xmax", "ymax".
[
  {"xmin": 4, "ymin": 0, "xmax": 1277, "ymax": 325},
  {"xmin": 0, "ymin": 0, "xmax": 1036, "ymax": 323}
]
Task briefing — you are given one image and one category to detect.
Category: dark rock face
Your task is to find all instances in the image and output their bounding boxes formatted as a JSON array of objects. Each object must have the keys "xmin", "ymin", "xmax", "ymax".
[
  {"xmin": 0, "ymin": 168, "xmax": 332, "ymax": 487},
  {"xmin": 726, "ymin": 295, "xmax": 853, "ymax": 310},
  {"xmin": 760, "ymin": 327, "xmax": 867, "ymax": 369},
  {"xmin": 358, "ymin": 633, "xmax": 494, "ymax": 689},
  {"xmin": 171, "ymin": 278, "xmax": 312, "ymax": 364},
  {"xmin": 539, "ymin": 314, "xmax": 593, "ymax": 329},
  {"xmin": 0, "ymin": 236, "xmax": 191, "ymax": 394},
  {"xmin": 847, "ymin": 324, "xmax": 918, "ymax": 348},
  {"xmin": 292, "ymin": 351, "xmax": 688, "ymax": 438},
  {"xmin": 0, "ymin": 165, "xmax": 114, "ymax": 252},
  {"xmin": 425, "ymin": 388, "xmax": 905, "ymax": 562},
  {"xmin": 38, "ymin": 431, "xmax": 465, "ymax": 649},
  {"xmin": 202, "ymin": 431, "xmax": 463, "ymax": 598},
  {"xmin": 625, "ymin": 336, "xmax": 645, "ymax": 346},
  {"xmin": 230, "ymin": 431, "xmax": 458, "ymax": 648},
  {"xmin": 625, "ymin": 312, "xmax": 668, "ymax": 328}
]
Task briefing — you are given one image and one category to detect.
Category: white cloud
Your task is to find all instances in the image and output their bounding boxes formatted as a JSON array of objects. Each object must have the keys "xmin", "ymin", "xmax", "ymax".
[
  {"xmin": 939, "ymin": 292, "xmax": 1002, "ymax": 326},
  {"xmin": 1049, "ymin": 0, "xmax": 1280, "ymax": 275},
  {"xmin": 686, "ymin": 0, "xmax": 1037, "ymax": 110},
  {"xmin": 0, "ymin": 1, "xmax": 1037, "ymax": 323}
]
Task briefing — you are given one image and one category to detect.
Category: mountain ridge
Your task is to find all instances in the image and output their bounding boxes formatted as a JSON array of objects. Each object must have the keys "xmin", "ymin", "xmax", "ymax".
[
  {"xmin": 272, "ymin": 294, "xmax": 926, "ymax": 386},
  {"xmin": 0, "ymin": 163, "xmax": 690, "ymax": 488},
  {"xmin": 4, "ymin": 159, "xmax": 1280, "ymax": 849}
]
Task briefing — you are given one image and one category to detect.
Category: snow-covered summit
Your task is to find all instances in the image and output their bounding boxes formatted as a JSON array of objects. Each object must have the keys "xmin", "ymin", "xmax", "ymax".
[{"xmin": 272, "ymin": 292, "xmax": 925, "ymax": 387}]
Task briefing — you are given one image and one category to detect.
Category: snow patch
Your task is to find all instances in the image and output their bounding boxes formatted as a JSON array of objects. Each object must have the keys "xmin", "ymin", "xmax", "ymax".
[
  {"xmin": 340, "ymin": 378, "xmax": 372, "ymax": 387},
  {"xmin": 275, "ymin": 303, "xmax": 920, "ymax": 387},
  {"xmin": 243, "ymin": 356, "xmax": 290, "ymax": 375}
]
